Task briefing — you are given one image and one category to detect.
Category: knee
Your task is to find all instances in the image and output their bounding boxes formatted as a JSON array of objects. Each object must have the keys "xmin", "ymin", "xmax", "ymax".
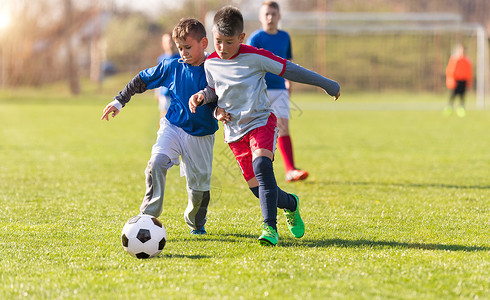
[
  {"xmin": 147, "ymin": 153, "xmax": 172, "ymax": 172},
  {"xmin": 252, "ymin": 156, "xmax": 273, "ymax": 176}
]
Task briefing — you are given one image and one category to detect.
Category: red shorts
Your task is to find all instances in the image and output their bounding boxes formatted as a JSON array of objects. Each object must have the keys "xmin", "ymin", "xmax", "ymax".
[{"xmin": 229, "ymin": 113, "xmax": 278, "ymax": 181}]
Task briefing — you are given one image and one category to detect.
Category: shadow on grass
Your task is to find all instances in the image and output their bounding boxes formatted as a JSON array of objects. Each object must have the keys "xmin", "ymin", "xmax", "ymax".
[
  {"xmin": 281, "ymin": 238, "xmax": 489, "ymax": 252},
  {"xmin": 160, "ymin": 253, "xmax": 212, "ymax": 259},
  {"xmin": 168, "ymin": 234, "xmax": 488, "ymax": 252},
  {"xmin": 171, "ymin": 232, "xmax": 257, "ymax": 243},
  {"xmin": 306, "ymin": 180, "xmax": 490, "ymax": 190}
]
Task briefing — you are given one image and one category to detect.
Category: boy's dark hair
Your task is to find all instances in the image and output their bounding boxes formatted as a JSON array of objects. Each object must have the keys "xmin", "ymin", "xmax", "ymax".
[
  {"xmin": 213, "ymin": 6, "xmax": 243, "ymax": 37},
  {"xmin": 262, "ymin": 1, "xmax": 280, "ymax": 11},
  {"xmin": 173, "ymin": 18, "xmax": 206, "ymax": 42}
]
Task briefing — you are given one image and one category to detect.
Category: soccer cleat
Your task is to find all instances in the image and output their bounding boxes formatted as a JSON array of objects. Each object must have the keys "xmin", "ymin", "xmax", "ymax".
[
  {"xmin": 190, "ymin": 226, "xmax": 207, "ymax": 235},
  {"xmin": 443, "ymin": 106, "xmax": 453, "ymax": 116},
  {"xmin": 456, "ymin": 107, "xmax": 466, "ymax": 118},
  {"xmin": 283, "ymin": 194, "xmax": 305, "ymax": 238},
  {"xmin": 258, "ymin": 223, "xmax": 278, "ymax": 246},
  {"xmin": 285, "ymin": 169, "xmax": 309, "ymax": 182}
]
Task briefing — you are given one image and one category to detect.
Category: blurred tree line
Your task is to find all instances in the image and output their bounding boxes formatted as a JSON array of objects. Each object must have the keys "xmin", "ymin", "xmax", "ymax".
[{"xmin": 0, "ymin": 0, "xmax": 488, "ymax": 94}]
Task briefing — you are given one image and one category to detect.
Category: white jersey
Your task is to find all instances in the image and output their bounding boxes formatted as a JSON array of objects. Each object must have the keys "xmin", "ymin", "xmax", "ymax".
[{"xmin": 204, "ymin": 44, "xmax": 287, "ymax": 143}]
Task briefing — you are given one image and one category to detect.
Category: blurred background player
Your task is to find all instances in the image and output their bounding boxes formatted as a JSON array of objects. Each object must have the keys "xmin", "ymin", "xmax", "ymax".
[
  {"xmin": 156, "ymin": 32, "xmax": 180, "ymax": 119},
  {"xmin": 445, "ymin": 44, "xmax": 473, "ymax": 117},
  {"xmin": 247, "ymin": 1, "xmax": 308, "ymax": 183}
]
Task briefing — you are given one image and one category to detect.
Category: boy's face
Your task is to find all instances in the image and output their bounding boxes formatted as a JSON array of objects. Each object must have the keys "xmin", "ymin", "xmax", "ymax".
[
  {"xmin": 259, "ymin": 5, "xmax": 280, "ymax": 32},
  {"xmin": 175, "ymin": 36, "xmax": 208, "ymax": 66},
  {"xmin": 212, "ymin": 30, "xmax": 245, "ymax": 60}
]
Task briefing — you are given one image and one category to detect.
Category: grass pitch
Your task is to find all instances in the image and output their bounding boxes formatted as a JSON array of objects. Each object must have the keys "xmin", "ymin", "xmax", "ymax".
[{"xmin": 0, "ymin": 82, "xmax": 488, "ymax": 299}]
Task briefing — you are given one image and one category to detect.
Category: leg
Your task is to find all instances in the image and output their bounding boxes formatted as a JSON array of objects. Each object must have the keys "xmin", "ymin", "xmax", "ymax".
[
  {"xmin": 276, "ymin": 117, "xmax": 295, "ymax": 172},
  {"xmin": 252, "ymin": 154, "xmax": 278, "ymax": 231},
  {"xmin": 249, "ymin": 178, "xmax": 296, "ymax": 212},
  {"xmin": 455, "ymin": 81, "xmax": 467, "ymax": 117},
  {"xmin": 141, "ymin": 119, "xmax": 181, "ymax": 217},
  {"xmin": 184, "ymin": 189, "xmax": 210, "ymax": 232},
  {"xmin": 180, "ymin": 132, "xmax": 215, "ymax": 232},
  {"xmin": 270, "ymin": 90, "xmax": 308, "ymax": 182},
  {"xmin": 253, "ymin": 150, "xmax": 304, "ymax": 241},
  {"xmin": 444, "ymin": 88, "xmax": 457, "ymax": 116},
  {"xmin": 140, "ymin": 153, "xmax": 173, "ymax": 217},
  {"xmin": 269, "ymin": 90, "xmax": 297, "ymax": 173}
]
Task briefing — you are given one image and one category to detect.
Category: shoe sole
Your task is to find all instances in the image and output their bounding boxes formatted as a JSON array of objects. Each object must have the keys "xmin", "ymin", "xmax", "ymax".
[
  {"xmin": 286, "ymin": 172, "xmax": 309, "ymax": 182},
  {"xmin": 258, "ymin": 238, "xmax": 276, "ymax": 246}
]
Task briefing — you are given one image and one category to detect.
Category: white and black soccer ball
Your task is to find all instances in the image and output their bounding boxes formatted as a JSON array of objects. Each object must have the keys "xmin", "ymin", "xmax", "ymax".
[{"xmin": 121, "ymin": 214, "xmax": 167, "ymax": 259}]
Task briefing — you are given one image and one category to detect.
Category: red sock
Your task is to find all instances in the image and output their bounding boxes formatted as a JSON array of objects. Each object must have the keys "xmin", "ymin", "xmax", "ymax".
[{"xmin": 277, "ymin": 135, "xmax": 295, "ymax": 171}]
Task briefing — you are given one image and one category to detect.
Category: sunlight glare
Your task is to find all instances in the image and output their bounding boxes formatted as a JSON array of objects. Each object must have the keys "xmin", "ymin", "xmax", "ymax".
[{"xmin": 0, "ymin": 9, "xmax": 11, "ymax": 30}]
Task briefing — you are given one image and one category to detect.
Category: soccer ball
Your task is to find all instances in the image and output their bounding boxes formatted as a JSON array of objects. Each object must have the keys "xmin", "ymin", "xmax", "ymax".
[{"xmin": 121, "ymin": 214, "xmax": 167, "ymax": 259}]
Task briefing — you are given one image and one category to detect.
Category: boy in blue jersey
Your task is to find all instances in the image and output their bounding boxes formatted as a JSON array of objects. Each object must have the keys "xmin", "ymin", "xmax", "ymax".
[
  {"xmin": 101, "ymin": 18, "xmax": 218, "ymax": 235},
  {"xmin": 155, "ymin": 32, "xmax": 180, "ymax": 120},
  {"xmin": 247, "ymin": 1, "xmax": 309, "ymax": 183},
  {"xmin": 189, "ymin": 6, "xmax": 340, "ymax": 246}
]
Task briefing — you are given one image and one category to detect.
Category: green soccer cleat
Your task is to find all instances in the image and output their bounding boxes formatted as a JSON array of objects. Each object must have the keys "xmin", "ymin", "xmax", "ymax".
[
  {"xmin": 284, "ymin": 194, "xmax": 305, "ymax": 238},
  {"xmin": 443, "ymin": 106, "xmax": 453, "ymax": 116},
  {"xmin": 258, "ymin": 223, "xmax": 278, "ymax": 246},
  {"xmin": 456, "ymin": 107, "xmax": 466, "ymax": 118}
]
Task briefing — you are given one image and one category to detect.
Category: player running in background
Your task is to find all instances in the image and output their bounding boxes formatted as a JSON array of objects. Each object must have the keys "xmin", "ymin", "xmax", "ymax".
[
  {"xmin": 189, "ymin": 6, "xmax": 340, "ymax": 246},
  {"xmin": 156, "ymin": 32, "xmax": 180, "ymax": 120},
  {"xmin": 101, "ymin": 18, "xmax": 218, "ymax": 235},
  {"xmin": 247, "ymin": 1, "xmax": 308, "ymax": 183},
  {"xmin": 445, "ymin": 44, "xmax": 473, "ymax": 117}
]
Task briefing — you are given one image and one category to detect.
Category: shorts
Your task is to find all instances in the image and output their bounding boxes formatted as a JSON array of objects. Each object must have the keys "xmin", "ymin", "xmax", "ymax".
[
  {"xmin": 152, "ymin": 118, "xmax": 215, "ymax": 191},
  {"xmin": 453, "ymin": 80, "xmax": 467, "ymax": 95},
  {"xmin": 267, "ymin": 89, "xmax": 290, "ymax": 119},
  {"xmin": 228, "ymin": 113, "xmax": 278, "ymax": 181}
]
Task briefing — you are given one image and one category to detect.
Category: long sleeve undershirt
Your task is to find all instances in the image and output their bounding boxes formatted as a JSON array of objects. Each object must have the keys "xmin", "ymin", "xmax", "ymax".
[{"xmin": 199, "ymin": 61, "xmax": 339, "ymax": 105}]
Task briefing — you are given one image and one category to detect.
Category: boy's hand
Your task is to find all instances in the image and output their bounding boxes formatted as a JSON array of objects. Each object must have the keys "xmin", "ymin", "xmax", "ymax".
[
  {"xmin": 189, "ymin": 93, "xmax": 204, "ymax": 113},
  {"xmin": 334, "ymin": 90, "xmax": 340, "ymax": 101},
  {"xmin": 214, "ymin": 107, "xmax": 231, "ymax": 123},
  {"xmin": 100, "ymin": 104, "xmax": 120, "ymax": 121}
]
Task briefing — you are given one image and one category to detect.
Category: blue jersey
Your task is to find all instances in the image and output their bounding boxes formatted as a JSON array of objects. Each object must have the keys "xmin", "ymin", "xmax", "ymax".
[
  {"xmin": 157, "ymin": 53, "xmax": 180, "ymax": 97},
  {"xmin": 139, "ymin": 58, "xmax": 218, "ymax": 136},
  {"xmin": 247, "ymin": 29, "xmax": 292, "ymax": 90}
]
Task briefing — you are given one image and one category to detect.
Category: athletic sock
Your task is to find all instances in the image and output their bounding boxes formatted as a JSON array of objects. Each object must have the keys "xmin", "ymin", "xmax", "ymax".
[
  {"xmin": 252, "ymin": 156, "xmax": 278, "ymax": 231},
  {"xmin": 277, "ymin": 135, "xmax": 295, "ymax": 171},
  {"xmin": 250, "ymin": 185, "xmax": 296, "ymax": 212},
  {"xmin": 277, "ymin": 188, "xmax": 297, "ymax": 212},
  {"xmin": 250, "ymin": 186, "xmax": 259, "ymax": 198}
]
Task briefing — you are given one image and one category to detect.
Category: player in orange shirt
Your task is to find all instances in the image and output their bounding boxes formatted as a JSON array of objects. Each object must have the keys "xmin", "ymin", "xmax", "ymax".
[{"xmin": 445, "ymin": 44, "xmax": 473, "ymax": 117}]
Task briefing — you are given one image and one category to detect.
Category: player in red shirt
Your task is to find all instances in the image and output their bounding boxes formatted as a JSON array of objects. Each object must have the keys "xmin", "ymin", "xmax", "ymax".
[{"xmin": 445, "ymin": 44, "xmax": 473, "ymax": 117}]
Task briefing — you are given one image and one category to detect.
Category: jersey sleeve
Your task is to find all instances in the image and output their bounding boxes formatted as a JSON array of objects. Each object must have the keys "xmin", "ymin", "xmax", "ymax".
[
  {"xmin": 256, "ymin": 49, "xmax": 287, "ymax": 76},
  {"xmin": 139, "ymin": 60, "xmax": 171, "ymax": 90}
]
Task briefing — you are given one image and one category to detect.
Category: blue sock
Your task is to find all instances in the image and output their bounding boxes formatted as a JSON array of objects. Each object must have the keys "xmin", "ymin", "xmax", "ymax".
[
  {"xmin": 277, "ymin": 188, "xmax": 297, "ymax": 212},
  {"xmin": 250, "ymin": 186, "xmax": 259, "ymax": 198},
  {"xmin": 250, "ymin": 186, "xmax": 296, "ymax": 211},
  {"xmin": 252, "ymin": 156, "xmax": 278, "ymax": 230}
]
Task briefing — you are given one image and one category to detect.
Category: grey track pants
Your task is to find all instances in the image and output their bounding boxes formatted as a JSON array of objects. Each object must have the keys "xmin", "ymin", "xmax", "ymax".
[{"xmin": 139, "ymin": 153, "xmax": 209, "ymax": 230}]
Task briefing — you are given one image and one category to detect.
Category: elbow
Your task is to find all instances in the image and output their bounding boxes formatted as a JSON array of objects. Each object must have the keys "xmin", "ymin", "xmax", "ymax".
[{"xmin": 330, "ymin": 81, "xmax": 340, "ymax": 97}]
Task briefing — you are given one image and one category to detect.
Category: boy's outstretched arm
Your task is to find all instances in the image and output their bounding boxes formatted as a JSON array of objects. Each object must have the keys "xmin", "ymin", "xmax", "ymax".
[
  {"xmin": 282, "ymin": 61, "xmax": 341, "ymax": 100},
  {"xmin": 100, "ymin": 74, "xmax": 148, "ymax": 121}
]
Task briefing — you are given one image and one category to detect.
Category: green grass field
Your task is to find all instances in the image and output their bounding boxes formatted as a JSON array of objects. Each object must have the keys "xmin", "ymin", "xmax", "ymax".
[{"xmin": 0, "ymin": 80, "xmax": 488, "ymax": 299}]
